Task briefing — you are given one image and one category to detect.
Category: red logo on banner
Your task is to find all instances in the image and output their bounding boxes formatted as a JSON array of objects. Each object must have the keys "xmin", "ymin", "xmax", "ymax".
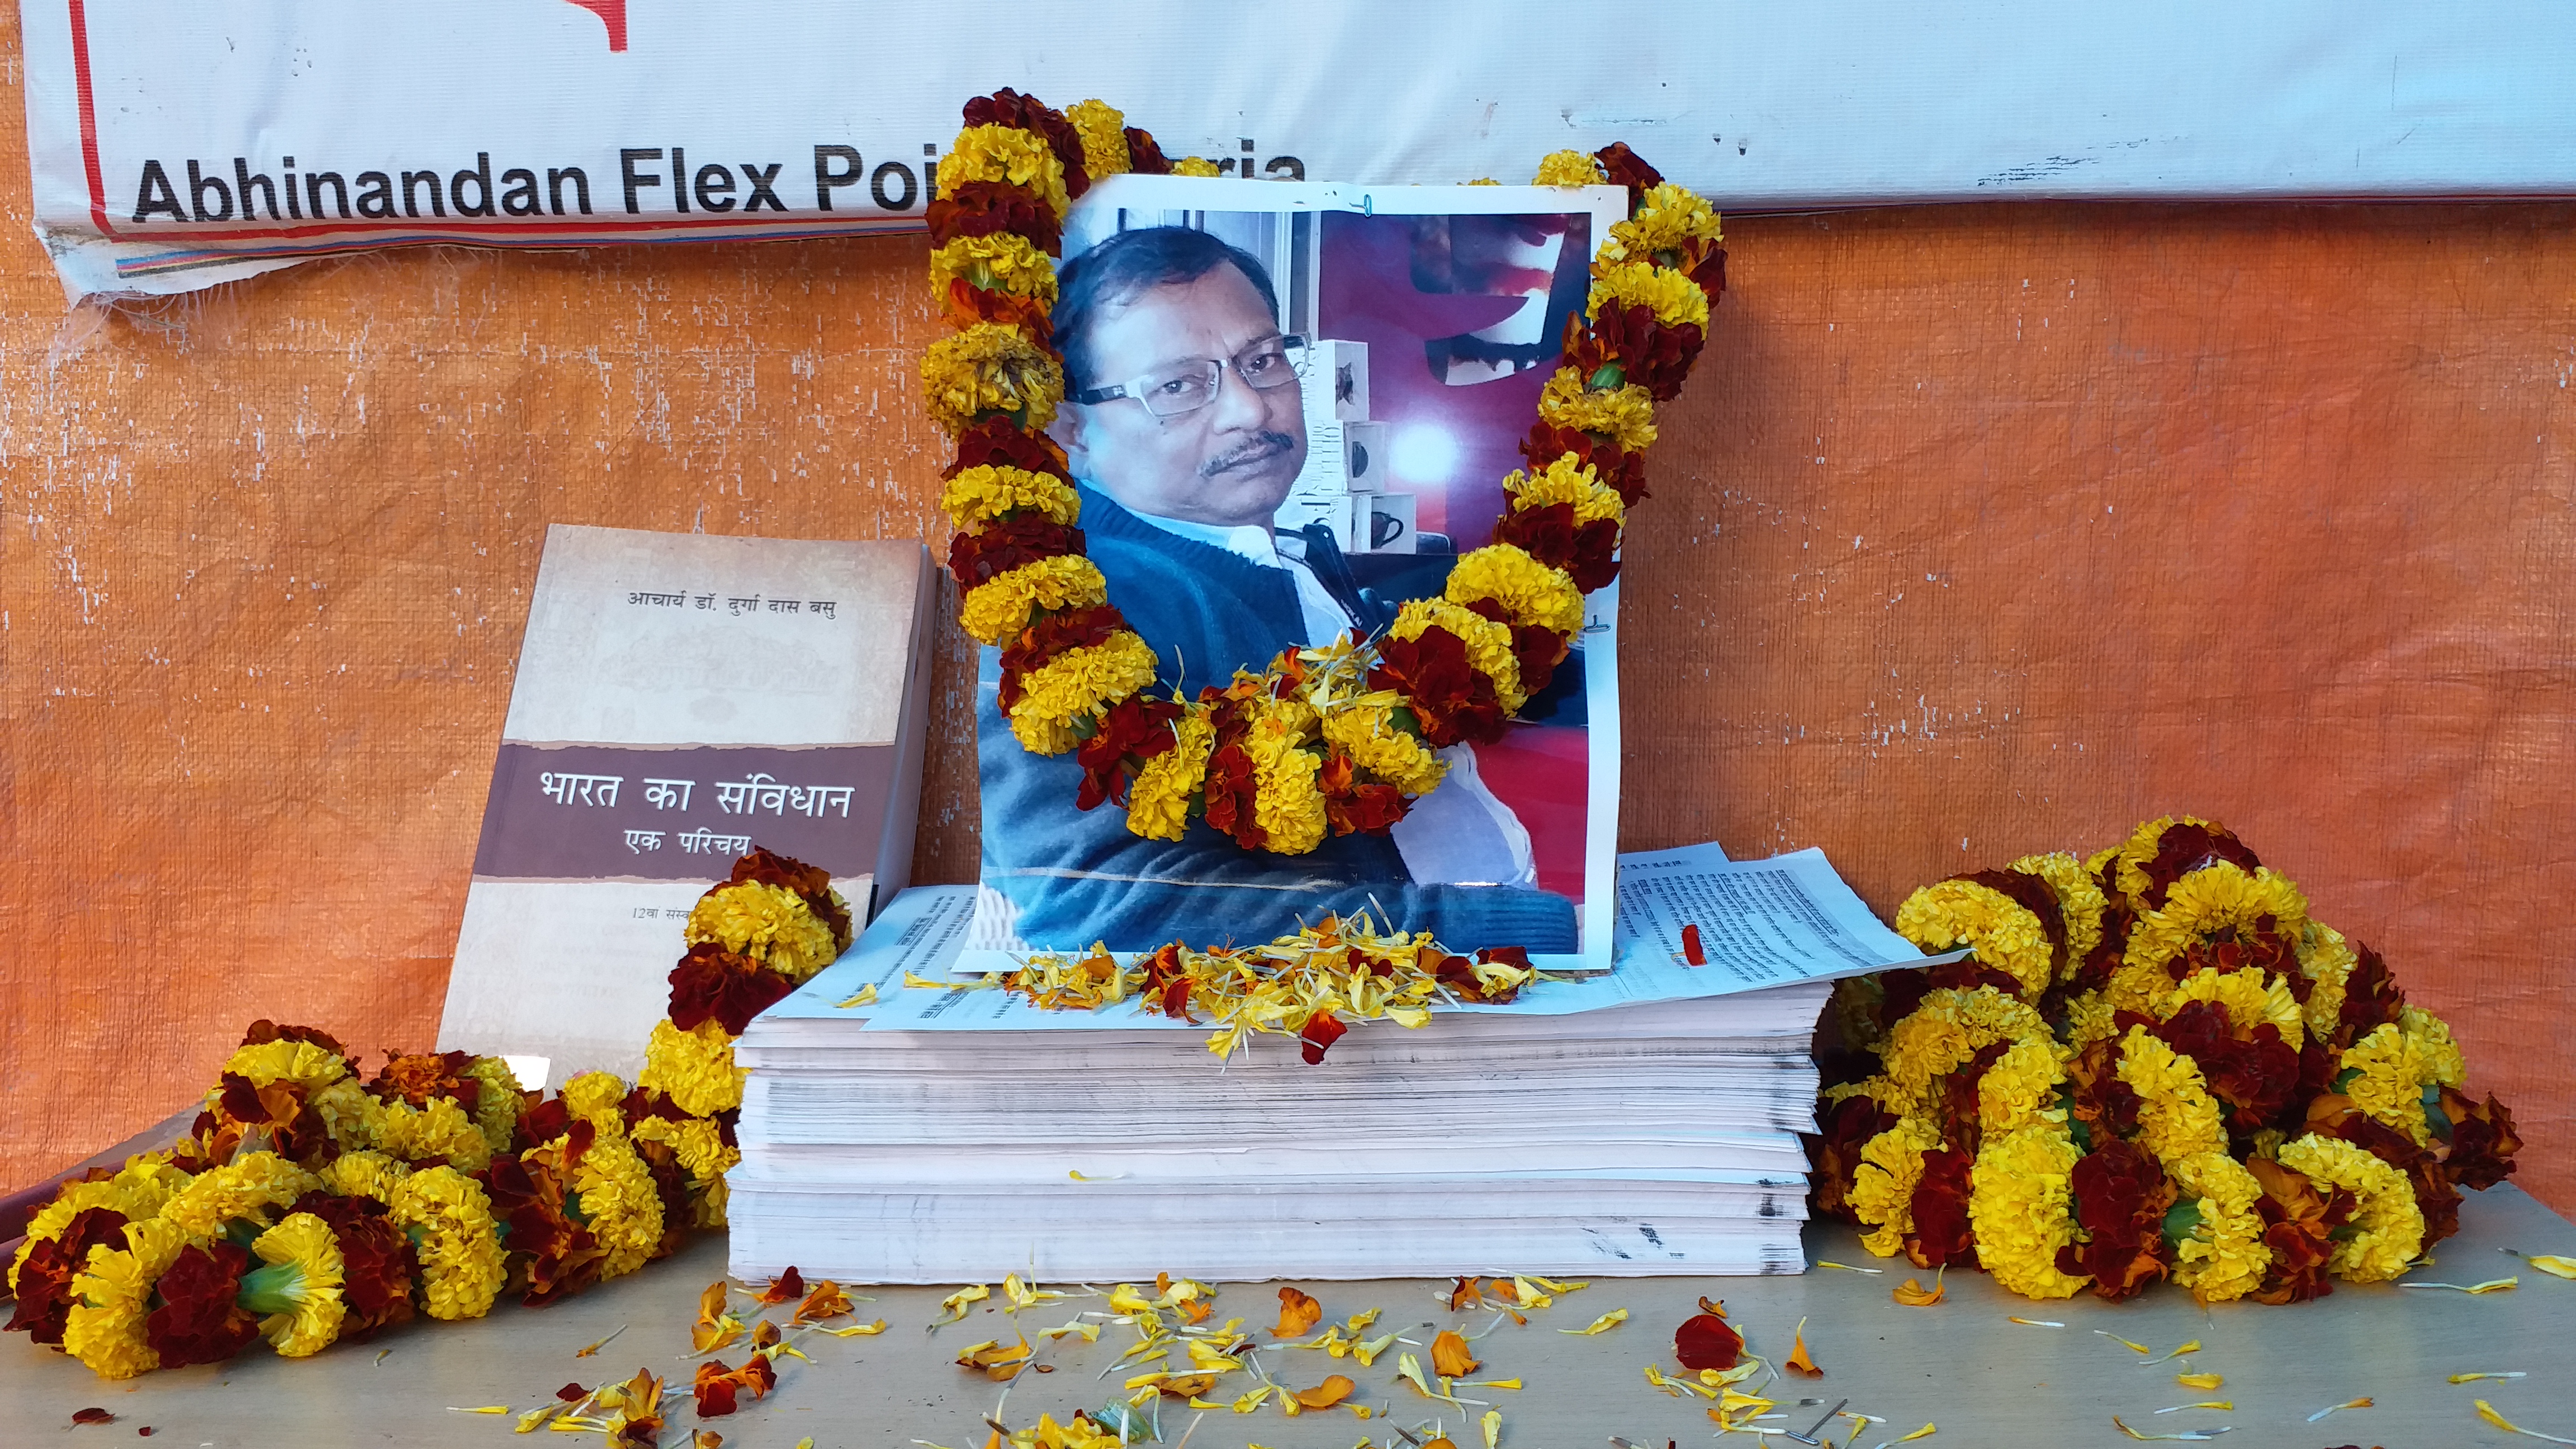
[{"xmin": 561, "ymin": 0, "xmax": 627, "ymax": 51}]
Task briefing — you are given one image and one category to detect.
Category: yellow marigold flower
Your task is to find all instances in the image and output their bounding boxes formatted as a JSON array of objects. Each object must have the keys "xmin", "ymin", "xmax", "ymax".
[
  {"xmin": 375, "ymin": 1095, "xmax": 493, "ymax": 1173},
  {"xmin": 2340, "ymin": 1016, "xmax": 2460, "ymax": 1144},
  {"xmin": 1587, "ymin": 261, "xmax": 1708, "ymax": 330},
  {"xmin": 921, "ymin": 321, "xmax": 1065, "ymax": 435},
  {"xmin": 63, "ymin": 1217, "xmax": 192, "ymax": 1380},
  {"xmin": 2010, "ymin": 850, "xmax": 2107, "ymax": 970},
  {"xmin": 687, "ymin": 879, "xmax": 839, "ymax": 982},
  {"xmin": 1879, "ymin": 987, "xmax": 2048, "ymax": 1115},
  {"xmin": 245, "ymin": 1212, "xmax": 347, "ymax": 1358},
  {"xmin": 942, "ymin": 463, "xmax": 1079, "ymax": 531},
  {"xmin": 571, "ymin": 1128, "xmax": 667, "ymax": 1281},
  {"xmin": 2106, "ymin": 815, "xmax": 2222, "ymax": 906},
  {"xmin": 316, "ymin": 1150, "xmax": 411, "ymax": 1204},
  {"xmin": 2160, "ymin": 965, "xmax": 2306, "ymax": 1052},
  {"xmin": 1532, "ymin": 150, "xmax": 1605, "ymax": 186},
  {"xmin": 158, "ymin": 1151, "xmax": 321, "ymax": 1239},
  {"xmin": 1503, "ymin": 453, "xmax": 1626, "ymax": 527},
  {"xmin": 462, "ymin": 1056, "xmax": 525, "ymax": 1156},
  {"xmin": 631, "ymin": 1114, "xmax": 737, "ymax": 1186},
  {"xmin": 2060, "ymin": 990, "xmax": 2122, "ymax": 1048},
  {"xmin": 2123, "ymin": 861, "xmax": 2309, "ymax": 979},
  {"xmin": 1602, "ymin": 182, "xmax": 1724, "ymax": 261},
  {"xmin": 1244, "ymin": 698, "xmax": 1329, "ymax": 855},
  {"xmin": 2277, "ymin": 1133, "xmax": 2424, "ymax": 1283},
  {"xmin": 959, "ymin": 555, "xmax": 1110, "ymax": 646},
  {"xmin": 931, "ymin": 231, "xmax": 1060, "ymax": 306},
  {"xmin": 1977, "ymin": 1036, "xmax": 2069, "ymax": 1135},
  {"xmin": 1126, "ymin": 702, "xmax": 1217, "ymax": 841},
  {"xmin": 559, "ymin": 1068, "xmax": 632, "ymax": 1129},
  {"xmin": 1318, "ymin": 700, "xmax": 1447, "ymax": 796},
  {"xmin": 1849, "ymin": 1115, "xmax": 1942, "ymax": 1257},
  {"xmin": 641, "ymin": 1017, "xmax": 745, "ymax": 1118},
  {"xmin": 1445, "ymin": 542, "xmax": 1585, "ymax": 638},
  {"xmin": 1389, "ymin": 596, "xmax": 1525, "ymax": 709},
  {"xmin": 2115, "ymin": 1026, "xmax": 2228, "ymax": 1164},
  {"xmin": 2296, "ymin": 920, "xmax": 2356, "ymax": 1044},
  {"xmin": 2400, "ymin": 1005, "xmax": 2466, "ymax": 1089},
  {"xmin": 1008, "ymin": 630, "xmax": 1163, "ymax": 756},
  {"xmin": 304, "ymin": 1077, "xmax": 384, "ymax": 1154},
  {"xmin": 1969, "ymin": 1120, "xmax": 2091, "ymax": 1299},
  {"xmin": 389, "ymin": 1166, "xmax": 507, "ymax": 1321},
  {"xmin": 1821, "ymin": 1075, "xmax": 1902, "ymax": 1110},
  {"xmin": 1172, "ymin": 156, "xmax": 1223, "ymax": 177},
  {"xmin": 1895, "ymin": 878, "xmax": 2056, "ymax": 1002},
  {"xmin": 935, "ymin": 124, "xmax": 1069, "ymax": 216},
  {"xmin": 1064, "ymin": 99, "xmax": 1131, "ymax": 181},
  {"xmin": 2165, "ymin": 1152, "xmax": 2270, "ymax": 1305},
  {"xmin": 1536, "ymin": 366, "xmax": 1658, "ymax": 451},
  {"xmin": 222, "ymin": 1038, "xmax": 350, "ymax": 1092}
]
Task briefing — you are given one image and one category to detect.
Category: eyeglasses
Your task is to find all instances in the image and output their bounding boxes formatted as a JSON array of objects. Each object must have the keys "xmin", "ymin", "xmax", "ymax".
[{"xmin": 1073, "ymin": 335, "xmax": 1307, "ymax": 419}]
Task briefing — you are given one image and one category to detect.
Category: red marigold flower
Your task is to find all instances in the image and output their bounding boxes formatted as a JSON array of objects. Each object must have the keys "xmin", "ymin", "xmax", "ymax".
[
  {"xmin": 1673, "ymin": 1310, "xmax": 1742, "ymax": 1372},
  {"xmin": 2438, "ymin": 1087, "xmax": 2522, "ymax": 1190},
  {"xmin": 2134, "ymin": 821, "xmax": 2263, "ymax": 910},
  {"xmin": 665, "ymin": 945, "xmax": 799, "ymax": 1038},
  {"xmin": 995, "ymin": 604, "xmax": 1126, "ymax": 713},
  {"xmin": 1367, "ymin": 627, "xmax": 1506, "ymax": 748},
  {"xmin": 942, "ymin": 277, "xmax": 1056, "ymax": 345},
  {"xmin": 692, "ymin": 1353, "xmax": 778, "ymax": 1418},
  {"xmin": 1074, "ymin": 693, "xmax": 1186, "ymax": 812},
  {"xmin": 2246, "ymin": 1157, "xmax": 2352, "ymax": 1304},
  {"xmin": 1298, "ymin": 1008, "xmax": 1349, "ymax": 1065},
  {"xmin": 481, "ymin": 1140, "xmax": 610, "ymax": 1306},
  {"xmin": 1491, "ymin": 501, "xmax": 1621, "ymax": 594},
  {"xmin": 306, "ymin": 1197, "xmax": 418, "ymax": 1337},
  {"xmin": 4, "ymin": 1206, "xmax": 130, "ymax": 1345},
  {"xmin": 1592, "ymin": 141, "xmax": 1665, "ymax": 212},
  {"xmin": 2062, "ymin": 1038, "xmax": 2145, "ymax": 1144},
  {"xmin": 239, "ymin": 1020, "xmax": 349, "ymax": 1057},
  {"xmin": 1565, "ymin": 302, "xmax": 1706, "ymax": 401},
  {"xmin": 1460, "ymin": 598, "xmax": 1573, "ymax": 699},
  {"xmin": 726, "ymin": 847, "xmax": 852, "ymax": 949},
  {"xmin": 145, "ymin": 1240, "xmax": 263, "ymax": 1368},
  {"xmin": 368, "ymin": 1049, "xmax": 484, "ymax": 1115},
  {"xmin": 1904, "ymin": 1147, "xmax": 1978, "ymax": 1269},
  {"xmin": 945, "ymin": 418, "xmax": 1072, "ymax": 481},
  {"xmin": 1125, "ymin": 127, "xmax": 1173, "ymax": 174},
  {"xmin": 1197, "ymin": 702, "xmax": 1268, "ymax": 850},
  {"xmin": 1317, "ymin": 752, "xmax": 1412, "ymax": 837},
  {"xmin": 1807, "ymin": 1093, "xmax": 1898, "ymax": 1221},
  {"xmin": 949, "ymin": 515, "xmax": 1087, "ymax": 591},
  {"xmin": 2334, "ymin": 941, "xmax": 2408, "ymax": 1048},
  {"xmin": 925, "ymin": 179, "xmax": 1063, "ymax": 256},
  {"xmin": 1520, "ymin": 422, "xmax": 1647, "ymax": 505},
  {"xmin": 2054, "ymin": 1138, "xmax": 2175, "ymax": 1301}
]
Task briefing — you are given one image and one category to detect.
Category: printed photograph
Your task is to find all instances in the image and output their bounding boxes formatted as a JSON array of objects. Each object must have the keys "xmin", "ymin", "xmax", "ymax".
[{"xmin": 969, "ymin": 177, "xmax": 1628, "ymax": 968}]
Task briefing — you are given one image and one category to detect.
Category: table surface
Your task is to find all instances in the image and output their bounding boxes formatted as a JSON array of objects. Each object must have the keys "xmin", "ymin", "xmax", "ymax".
[{"xmin": 8, "ymin": 1185, "xmax": 2573, "ymax": 1449}]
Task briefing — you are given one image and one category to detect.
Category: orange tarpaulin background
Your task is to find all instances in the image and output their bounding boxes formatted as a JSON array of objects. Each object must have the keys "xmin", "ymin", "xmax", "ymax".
[{"xmin": 2, "ymin": 55, "xmax": 2569, "ymax": 1208}]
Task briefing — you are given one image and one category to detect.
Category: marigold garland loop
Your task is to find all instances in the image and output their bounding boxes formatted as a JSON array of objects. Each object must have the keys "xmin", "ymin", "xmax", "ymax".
[
  {"xmin": 1813, "ymin": 816, "xmax": 2523, "ymax": 1306},
  {"xmin": 919, "ymin": 96, "xmax": 1725, "ymax": 854}
]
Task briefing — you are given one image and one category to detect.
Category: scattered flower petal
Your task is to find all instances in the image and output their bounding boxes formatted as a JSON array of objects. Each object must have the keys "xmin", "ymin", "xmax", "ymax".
[
  {"xmin": 935, "ymin": 1284, "xmax": 990, "ymax": 1325},
  {"xmin": 1784, "ymin": 1318, "xmax": 1824, "ymax": 1377},
  {"xmin": 2400, "ymin": 1278, "xmax": 2518, "ymax": 1293},
  {"xmin": 2153, "ymin": 1403, "xmax": 2232, "ymax": 1414},
  {"xmin": 1815, "ymin": 1261, "xmax": 1884, "ymax": 1274},
  {"xmin": 2007, "ymin": 1317, "xmax": 2065, "ymax": 1328},
  {"xmin": 1674, "ymin": 1311, "xmax": 1743, "ymax": 1371},
  {"xmin": 1890, "ymin": 1427, "xmax": 1937, "ymax": 1445},
  {"xmin": 793, "ymin": 1280, "xmax": 855, "ymax": 1324},
  {"xmin": 2451, "ymin": 1372, "xmax": 2528, "ymax": 1383},
  {"xmin": 1293, "ymin": 1374, "xmax": 1355, "ymax": 1409},
  {"xmin": 2142, "ymin": 1339, "xmax": 2203, "ymax": 1365},
  {"xmin": 1273, "ymin": 1287, "xmax": 1323, "ymax": 1339},
  {"xmin": 754, "ymin": 1267, "xmax": 806, "ymax": 1305},
  {"xmin": 832, "ymin": 984, "xmax": 877, "ymax": 1008},
  {"xmin": 810, "ymin": 1318, "xmax": 889, "ymax": 1338},
  {"xmin": 449, "ymin": 1406, "xmax": 510, "ymax": 1414},
  {"xmin": 1892, "ymin": 1273, "xmax": 1945, "ymax": 1307},
  {"xmin": 2175, "ymin": 1373, "xmax": 2224, "ymax": 1390},
  {"xmin": 2479, "ymin": 1400, "xmax": 2576, "ymax": 1445},
  {"xmin": 1482, "ymin": 1407, "xmax": 1503, "ymax": 1448},
  {"xmin": 1432, "ymin": 1329, "xmax": 1480, "ymax": 1377},
  {"xmin": 72, "ymin": 1408, "xmax": 115, "ymax": 1426},
  {"xmin": 576, "ymin": 1325, "xmax": 628, "ymax": 1358},
  {"xmin": 1558, "ymin": 1308, "xmax": 1628, "ymax": 1336},
  {"xmin": 2520, "ymin": 1254, "xmax": 2576, "ymax": 1279},
  {"xmin": 2094, "ymin": 1330, "xmax": 2151, "ymax": 1355},
  {"xmin": 2110, "ymin": 1414, "xmax": 2231, "ymax": 1441},
  {"xmin": 2305, "ymin": 1398, "xmax": 2373, "ymax": 1423}
]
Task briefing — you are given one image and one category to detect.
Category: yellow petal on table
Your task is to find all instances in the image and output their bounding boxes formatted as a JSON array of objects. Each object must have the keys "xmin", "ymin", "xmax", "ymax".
[
  {"xmin": 2451, "ymin": 1371, "xmax": 2528, "ymax": 1383},
  {"xmin": 2153, "ymin": 1403, "xmax": 2232, "ymax": 1414},
  {"xmin": 2175, "ymin": 1373, "xmax": 2224, "ymax": 1390},
  {"xmin": 1641, "ymin": 1365, "xmax": 1684, "ymax": 1399},
  {"xmin": 832, "ymin": 983, "xmax": 878, "ymax": 1008},
  {"xmin": 1482, "ymin": 1408, "xmax": 1502, "ymax": 1448},
  {"xmin": 810, "ymin": 1318, "xmax": 889, "ymax": 1338},
  {"xmin": 514, "ymin": 1404, "xmax": 564, "ymax": 1434},
  {"xmin": 794, "ymin": 1441, "xmax": 813, "ymax": 1449},
  {"xmin": 1698, "ymin": 1361, "xmax": 1764, "ymax": 1389},
  {"xmin": 693, "ymin": 1432, "xmax": 723, "ymax": 1449},
  {"xmin": 2522, "ymin": 1254, "xmax": 2576, "ymax": 1279},
  {"xmin": 1351, "ymin": 1329, "xmax": 1402, "ymax": 1367},
  {"xmin": 2401, "ymin": 1277, "xmax": 2518, "ymax": 1293},
  {"xmin": 2305, "ymin": 1397, "xmax": 2372, "ymax": 1423},
  {"xmin": 2142, "ymin": 1338, "xmax": 2203, "ymax": 1364},
  {"xmin": 2093, "ymin": 1330, "xmax": 2151, "ymax": 1355},
  {"xmin": 448, "ymin": 1405, "xmax": 511, "ymax": 1414},
  {"xmin": 2111, "ymin": 1415, "xmax": 2231, "ymax": 1441},
  {"xmin": 1466, "ymin": 1378, "xmax": 1521, "ymax": 1390},
  {"xmin": 1813, "ymin": 1261, "xmax": 1884, "ymax": 1273},
  {"xmin": 2478, "ymin": 1399, "xmax": 2576, "ymax": 1445},
  {"xmin": 1229, "ymin": 1385, "xmax": 1275, "ymax": 1413},
  {"xmin": 1891, "ymin": 1427, "xmax": 1937, "ymax": 1444},
  {"xmin": 1067, "ymin": 1169, "xmax": 1128, "ymax": 1182},
  {"xmin": 1557, "ymin": 1308, "xmax": 1629, "ymax": 1336},
  {"xmin": 934, "ymin": 1283, "xmax": 990, "ymax": 1325},
  {"xmin": 574, "ymin": 1325, "xmax": 627, "ymax": 1358},
  {"xmin": 2007, "ymin": 1317, "xmax": 2066, "ymax": 1328},
  {"xmin": 1525, "ymin": 1275, "xmax": 1588, "ymax": 1294},
  {"xmin": 1892, "ymin": 1273, "xmax": 1945, "ymax": 1307}
]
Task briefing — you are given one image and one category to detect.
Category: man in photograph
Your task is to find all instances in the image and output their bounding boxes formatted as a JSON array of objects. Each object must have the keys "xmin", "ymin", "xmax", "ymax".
[{"xmin": 974, "ymin": 224, "xmax": 1578, "ymax": 953}]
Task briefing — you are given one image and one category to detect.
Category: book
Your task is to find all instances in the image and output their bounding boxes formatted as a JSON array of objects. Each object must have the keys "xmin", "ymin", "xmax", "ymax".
[{"xmin": 436, "ymin": 524, "xmax": 935, "ymax": 1086}]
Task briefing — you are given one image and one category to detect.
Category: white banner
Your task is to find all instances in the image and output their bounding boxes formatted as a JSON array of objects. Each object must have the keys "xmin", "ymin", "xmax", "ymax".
[{"xmin": 20, "ymin": 1, "xmax": 2576, "ymax": 300}]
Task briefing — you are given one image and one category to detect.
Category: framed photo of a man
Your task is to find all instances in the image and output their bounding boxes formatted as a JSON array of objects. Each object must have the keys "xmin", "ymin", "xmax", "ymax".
[{"xmin": 965, "ymin": 177, "xmax": 1631, "ymax": 973}]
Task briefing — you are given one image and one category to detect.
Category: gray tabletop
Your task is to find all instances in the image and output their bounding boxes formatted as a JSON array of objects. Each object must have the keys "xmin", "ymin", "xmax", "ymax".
[{"xmin": 8, "ymin": 1185, "xmax": 2572, "ymax": 1448}]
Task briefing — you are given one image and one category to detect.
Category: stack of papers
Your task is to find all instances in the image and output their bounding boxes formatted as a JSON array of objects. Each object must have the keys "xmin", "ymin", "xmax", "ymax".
[{"xmin": 728, "ymin": 846, "xmax": 1944, "ymax": 1284}]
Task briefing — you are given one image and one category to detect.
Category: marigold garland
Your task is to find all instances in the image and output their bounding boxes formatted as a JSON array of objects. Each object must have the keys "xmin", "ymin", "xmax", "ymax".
[
  {"xmin": 9, "ymin": 845, "xmax": 849, "ymax": 1380},
  {"xmin": 920, "ymin": 93, "xmax": 1722, "ymax": 854},
  {"xmin": 1815, "ymin": 816, "xmax": 2521, "ymax": 1306}
]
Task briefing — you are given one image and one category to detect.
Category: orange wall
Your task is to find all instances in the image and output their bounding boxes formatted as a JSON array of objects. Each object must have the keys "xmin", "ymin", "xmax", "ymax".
[{"xmin": 3, "ymin": 17, "xmax": 2569, "ymax": 1209}]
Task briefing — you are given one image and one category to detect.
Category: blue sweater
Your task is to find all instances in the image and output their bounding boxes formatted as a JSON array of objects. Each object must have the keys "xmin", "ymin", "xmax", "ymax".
[{"xmin": 976, "ymin": 485, "xmax": 1578, "ymax": 953}]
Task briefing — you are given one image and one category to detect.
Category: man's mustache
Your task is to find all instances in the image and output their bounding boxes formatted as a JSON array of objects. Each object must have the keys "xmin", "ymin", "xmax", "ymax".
[{"xmin": 1200, "ymin": 432, "xmax": 1299, "ymax": 478}]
